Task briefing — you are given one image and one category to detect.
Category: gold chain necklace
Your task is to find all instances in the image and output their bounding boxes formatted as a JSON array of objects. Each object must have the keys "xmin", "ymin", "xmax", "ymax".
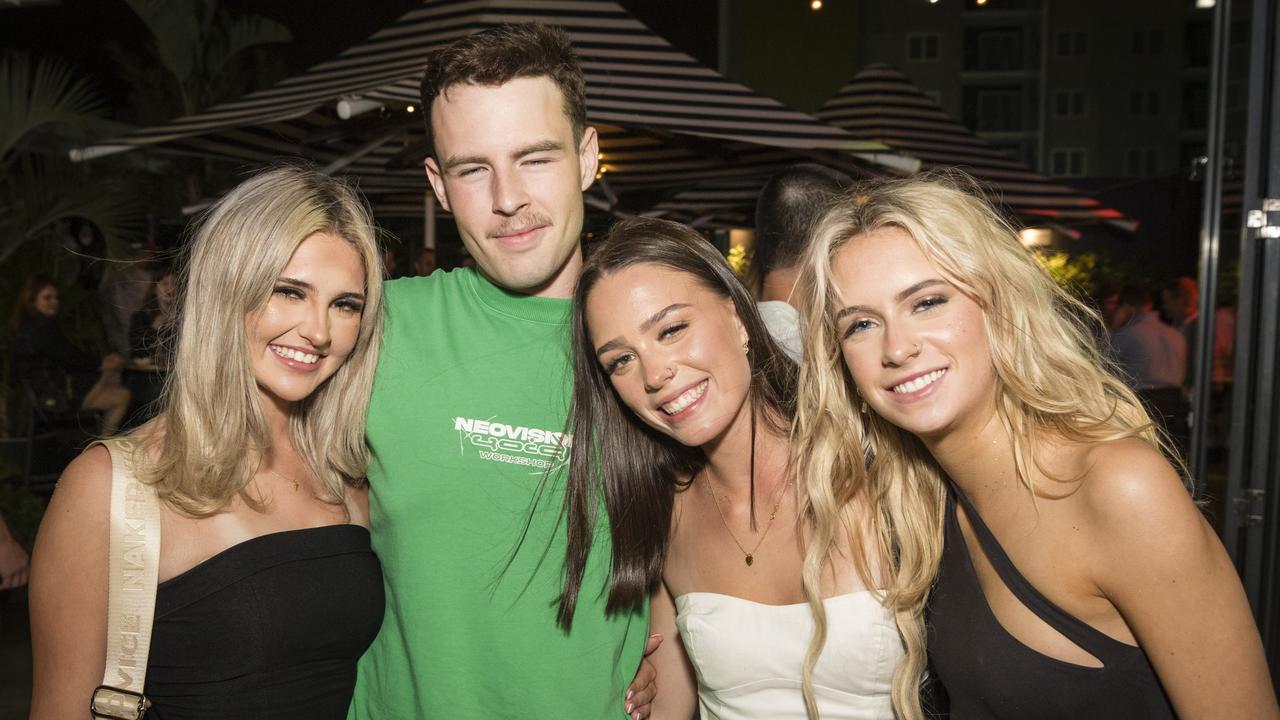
[
  {"xmin": 268, "ymin": 469, "xmax": 301, "ymax": 492},
  {"xmin": 702, "ymin": 469, "xmax": 791, "ymax": 567}
]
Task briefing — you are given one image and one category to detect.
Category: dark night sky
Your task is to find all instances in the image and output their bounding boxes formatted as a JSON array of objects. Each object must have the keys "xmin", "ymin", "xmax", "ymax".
[{"xmin": 0, "ymin": 0, "xmax": 719, "ymax": 117}]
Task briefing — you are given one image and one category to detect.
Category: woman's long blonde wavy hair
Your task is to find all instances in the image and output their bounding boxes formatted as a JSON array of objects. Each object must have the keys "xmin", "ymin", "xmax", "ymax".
[
  {"xmin": 791, "ymin": 172, "xmax": 1172, "ymax": 719},
  {"xmin": 129, "ymin": 164, "xmax": 384, "ymax": 515}
]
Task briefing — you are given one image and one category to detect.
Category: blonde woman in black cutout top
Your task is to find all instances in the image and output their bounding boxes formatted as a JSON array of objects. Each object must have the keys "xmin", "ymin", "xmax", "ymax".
[{"xmin": 792, "ymin": 173, "xmax": 1278, "ymax": 720}]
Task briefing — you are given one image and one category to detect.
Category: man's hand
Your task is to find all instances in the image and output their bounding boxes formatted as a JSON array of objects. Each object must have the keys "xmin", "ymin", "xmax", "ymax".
[{"xmin": 623, "ymin": 634, "xmax": 663, "ymax": 719}]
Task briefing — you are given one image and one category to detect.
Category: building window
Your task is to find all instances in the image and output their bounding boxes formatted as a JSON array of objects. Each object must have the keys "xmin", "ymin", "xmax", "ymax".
[
  {"xmin": 1184, "ymin": 80, "xmax": 1210, "ymax": 129},
  {"xmin": 1132, "ymin": 29, "xmax": 1165, "ymax": 55},
  {"xmin": 1050, "ymin": 148, "xmax": 1087, "ymax": 177},
  {"xmin": 1125, "ymin": 149, "xmax": 1160, "ymax": 176},
  {"xmin": 1185, "ymin": 20, "xmax": 1212, "ymax": 66},
  {"xmin": 965, "ymin": 27, "xmax": 1025, "ymax": 71},
  {"xmin": 1053, "ymin": 90, "xmax": 1087, "ymax": 117},
  {"xmin": 1054, "ymin": 31, "xmax": 1087, "ymax": 57},
  {"xmin": 1129, "ymin": 90, "xmax": 1161, "ymax": 115},
  {"xmin": 967, "ymin": 88, "xmax": 1022, "ymax": 131},
  {"xmin": 907, "ymin": 33, "xmax": 941, "ymax": 62}
]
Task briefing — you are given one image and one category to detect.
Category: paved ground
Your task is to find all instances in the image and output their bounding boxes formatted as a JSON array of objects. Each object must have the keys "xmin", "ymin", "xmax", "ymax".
[{"xmin": 0, "ymin": 589, "xmax": 31, "ymax": 720}]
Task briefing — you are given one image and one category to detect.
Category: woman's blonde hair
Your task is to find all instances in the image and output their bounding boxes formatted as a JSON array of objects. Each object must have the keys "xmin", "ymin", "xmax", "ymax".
[
  {"xmin": 792, "ymin": 171, "xmax": 1171, "ymax": 719},
  {"xmin": 134, "ymin": 164, "xmax": 384, "ymax": 515}
]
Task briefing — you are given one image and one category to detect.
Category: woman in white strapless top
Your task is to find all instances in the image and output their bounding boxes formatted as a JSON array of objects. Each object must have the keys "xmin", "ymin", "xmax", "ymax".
[
  {"xmin": 676, "ymin": 592, "xmax": 901, "ymax": 719},
  {"xmin": 556, "ymin": 219, "xmax": 905, "ymax": 720}
]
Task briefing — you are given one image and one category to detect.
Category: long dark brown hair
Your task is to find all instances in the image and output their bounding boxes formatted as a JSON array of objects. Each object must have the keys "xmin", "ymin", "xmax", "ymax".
[{"xmin": 556, "ymin": 217, "xmax": 798, "ymax": 629}]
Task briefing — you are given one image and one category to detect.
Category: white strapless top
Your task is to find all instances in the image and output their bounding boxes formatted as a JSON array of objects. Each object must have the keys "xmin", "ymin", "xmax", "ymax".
[{"xmin": 675, "ymin": 591, "xmax": 902, "ymax": 720}]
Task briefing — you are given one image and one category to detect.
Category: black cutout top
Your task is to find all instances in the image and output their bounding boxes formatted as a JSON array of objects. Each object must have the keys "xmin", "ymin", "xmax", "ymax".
[{"xmin": 926, "ymin": 485, "xmax": 1175, "ymax": 719}]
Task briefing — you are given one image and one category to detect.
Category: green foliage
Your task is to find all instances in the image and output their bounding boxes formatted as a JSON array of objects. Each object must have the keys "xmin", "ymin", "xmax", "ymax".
[
  {"xmin": 1036, "ymin": 250, "xmax": 1138, "ymax": 299},
  {"xmin": 0, "ymin": 52, "xmax": 101, "ymax": 162},
  {"xmin": 1038, "ymin": 251, "xmax": 1100, "ymax": 294},
  {"xmin": 727, "ymin": 244, "xmax": 750, "ymax": 280},
  {"xmin": 122, "ymin": 0, "xmax": 292, "ymax": 116},
  {"xmin": 0, "ymin": 155, "xmax": 140, "ymax": 265},
  {"xmin": 0, "ymin": 51, "xmax": 142, "ymax": 266}
]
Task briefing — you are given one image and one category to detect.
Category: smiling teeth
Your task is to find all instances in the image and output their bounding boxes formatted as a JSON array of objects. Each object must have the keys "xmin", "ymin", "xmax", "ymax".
[
  {"xmin": 893, "ymin": 369, "xmax": 946, "ymax": 394},
  {"xmin": 271, "ymin": 345, "xmax": 319, "ymax": 364},
  {"xmin": 662, "ymin": 381, "xmax": 707, "ymax": 414}
]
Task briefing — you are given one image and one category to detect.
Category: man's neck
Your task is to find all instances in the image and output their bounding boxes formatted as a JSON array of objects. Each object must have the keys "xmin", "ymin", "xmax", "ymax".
[{"xmin": 760, "ymin": 267, "xmax": 799, "ymax": 305}]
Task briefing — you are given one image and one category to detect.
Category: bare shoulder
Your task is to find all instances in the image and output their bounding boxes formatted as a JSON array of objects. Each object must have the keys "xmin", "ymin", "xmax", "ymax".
[
  {"xmin": 1075, "ymin": 437, "xmax": 1213, "ymax": 585},
  {"xmin": 1076, "ymin": 437, "xmax": 1195, "ymax": 523},
  {"xmin": 45, "ymin": 443, "xmax": 114, "ymax": 523}
]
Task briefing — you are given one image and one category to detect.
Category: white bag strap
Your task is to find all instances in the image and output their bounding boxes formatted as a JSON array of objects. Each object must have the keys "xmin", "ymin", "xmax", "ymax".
[{"xmin": 90, "ymin": 439, "xmax": 162, "ymax": 720}]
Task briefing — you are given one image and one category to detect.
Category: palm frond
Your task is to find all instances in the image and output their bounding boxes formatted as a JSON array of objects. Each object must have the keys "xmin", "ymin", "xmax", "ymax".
[
  {"xmin": 0, "ymin": 52, "xmax": 103, "ymax": 160},
  {"xmin": 0, "ymin": 155, "xmax": 142, "ymax": 264},
  {"xmin": 212, "ymin": 15, "xmax": 292, "ymax": 77}
]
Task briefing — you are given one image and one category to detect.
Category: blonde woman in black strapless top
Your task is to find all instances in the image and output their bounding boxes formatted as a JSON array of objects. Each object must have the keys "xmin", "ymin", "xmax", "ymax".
[
  {"xmin": 792, "ymin": 173, "xmax": 1278, "ymax": 720},
  {"xmin": 29, "ymin": 165, "xmax": 386, "ymax": 719}
]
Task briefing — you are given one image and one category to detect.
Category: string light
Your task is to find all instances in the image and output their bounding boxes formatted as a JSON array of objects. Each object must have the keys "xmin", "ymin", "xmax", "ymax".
[
  {"xmin": 406, "ymin": 104, "xmax": 416, "ymax": 113},
  {"xmin": 810, "ymin": 0, "xmax": 823, "ymax": 9}
]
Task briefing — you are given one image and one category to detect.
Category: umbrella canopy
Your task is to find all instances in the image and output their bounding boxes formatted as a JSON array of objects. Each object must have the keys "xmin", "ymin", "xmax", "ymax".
[
  {"xmin": 75, "ymin": 0, "xmax": 885, "ymax": 161},
  {"xmin": 818, "ymin": 65, "xmax": 1128, "ymax": 225},
  {"xmin": 73, "ymin": 0, "xmax": 905, "ymax": 222}
]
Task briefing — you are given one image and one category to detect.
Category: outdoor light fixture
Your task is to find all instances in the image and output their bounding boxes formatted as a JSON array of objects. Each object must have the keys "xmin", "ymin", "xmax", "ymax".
[
  {"xmin": 336, "ymin": 96, "xmax": 383, "ymax": 120},
  {"xmin": 1018, "ymin": 228, "xmax": 1053, "ymax": 249},
  {"xmin": 406, "ymin": 104, "xmax": 416, "ymax": 113},
  {"xmin": 1195, "ymin": 0, "xmax": 1215, "ymax": 6},
  {"xmin": 810, "ymin": 0, "xmax": 823, "ymax": 10}
]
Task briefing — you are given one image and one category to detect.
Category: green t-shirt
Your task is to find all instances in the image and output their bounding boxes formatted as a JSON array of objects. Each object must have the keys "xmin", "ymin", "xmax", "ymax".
[{"xmin": 348, "ymin": 268, "xmax": 647, "ymax": 719}]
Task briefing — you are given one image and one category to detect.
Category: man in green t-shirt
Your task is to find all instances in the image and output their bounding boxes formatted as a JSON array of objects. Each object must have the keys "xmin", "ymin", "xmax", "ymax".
[{"xmin": 347, "ymin": 23, "xmax": 655, "ymax": 720}]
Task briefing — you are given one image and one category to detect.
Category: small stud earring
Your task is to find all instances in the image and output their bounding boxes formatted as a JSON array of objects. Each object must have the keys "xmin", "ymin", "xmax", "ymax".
[{"xmin": 743, "ymin": 340, "xmax": 750, "ymax": 354}]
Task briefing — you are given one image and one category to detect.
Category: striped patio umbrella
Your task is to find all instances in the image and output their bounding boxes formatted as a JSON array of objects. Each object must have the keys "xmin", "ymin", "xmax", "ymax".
[
  {"xmin": 73, "ymin": 0, "xmax": 895, "ymax": 218},
  {"xmin": 817, "ymin": 65, "xmax": 1129, "ymax": 226}
]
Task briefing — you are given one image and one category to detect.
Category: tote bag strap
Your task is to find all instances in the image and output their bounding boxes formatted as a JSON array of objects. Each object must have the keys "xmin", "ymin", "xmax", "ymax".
[{"xmin": 89, "ymin": 438, "xmax": 162, "ymax": 720}]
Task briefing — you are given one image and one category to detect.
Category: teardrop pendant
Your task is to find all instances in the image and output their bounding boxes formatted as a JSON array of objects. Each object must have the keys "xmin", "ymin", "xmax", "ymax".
[{"xmin": 745, "ymin": 554, "xmax": 754, "ymax": 566}]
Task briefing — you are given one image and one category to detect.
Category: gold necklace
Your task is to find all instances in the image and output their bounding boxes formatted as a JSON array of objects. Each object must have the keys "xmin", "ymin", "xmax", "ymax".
[
  {"xmin": 268, "ymin": 469, "xmax": 301, "ymax": 492},
  {"xmin": 702, "ymin": 469, "xmax": 791, "ymax": 567}
]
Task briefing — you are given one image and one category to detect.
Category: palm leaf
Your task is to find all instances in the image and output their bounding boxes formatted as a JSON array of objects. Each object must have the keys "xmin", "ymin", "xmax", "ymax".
[
  {"xmin": 0, "ymin": 155, "xmax": 142, "ymax": 264},
  {"xmin": 209, "ymin": 15, "xmax": 292, "ymax": 79},
  {"xmin": 121, "ymin": 0, "xmax": 217, "ymax": 112},
  {"xmin": 0, "ymin": 52, "xmax": 103, "ymax": 160}
]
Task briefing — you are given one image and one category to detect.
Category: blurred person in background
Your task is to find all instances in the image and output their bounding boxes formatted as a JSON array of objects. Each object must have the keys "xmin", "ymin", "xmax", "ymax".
[
  {"xmin": 1161, "ymin": 276, "xmax": 1199, "ymax": 391},
  {"xmin": 413, "ymin": 245, "xmax": 437, "ymax": 277},
  {"xmin": 9, "ymin": 274, "xmax": 131, "ymax": 435},
  {"xmin": 125, "ymin": 264, "xmax": 179, "ymax": 426},
  {"xmin": 1111, "ymin": 284, "xmax": 1188, "ymax": 456},
  {"xmin": 750, "ymin": 163, "xmax": 851, "ymax": 361}
]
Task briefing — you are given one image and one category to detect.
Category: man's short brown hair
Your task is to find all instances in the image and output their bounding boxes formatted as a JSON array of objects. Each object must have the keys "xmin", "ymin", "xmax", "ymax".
[{"xmin": 419, "ymin": 23, "xmax": 587, "ymax": 158}]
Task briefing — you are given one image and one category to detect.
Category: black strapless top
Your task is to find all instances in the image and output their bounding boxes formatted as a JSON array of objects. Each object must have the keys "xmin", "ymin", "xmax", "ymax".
[
  {"xmin": 144, "ymin": 524, "xmax": 384, "ymax": 719},
  {"xmin": 927, "ymin": 486, "xmax": 1174, "ymax": 719}
]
